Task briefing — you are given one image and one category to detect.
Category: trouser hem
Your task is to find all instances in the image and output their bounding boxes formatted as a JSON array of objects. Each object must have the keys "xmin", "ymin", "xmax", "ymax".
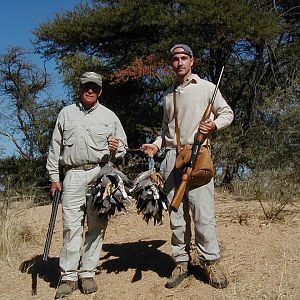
[{"xmin": 61, "ymin": 274, "xmax": 78, "ymax": 281}]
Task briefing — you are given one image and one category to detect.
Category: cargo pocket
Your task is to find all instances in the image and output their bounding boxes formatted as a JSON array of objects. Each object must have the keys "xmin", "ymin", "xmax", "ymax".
[
  {"xmin": 63, "ymin": 122, "xmax": 78, "ymax": 146},
  {"xmin": 88, "ymin": 122, "xmax": 111, "ymax": 150}
]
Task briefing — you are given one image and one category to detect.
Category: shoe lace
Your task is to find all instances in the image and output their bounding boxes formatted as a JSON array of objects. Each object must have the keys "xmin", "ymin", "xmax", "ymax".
[
  {"xmin": 206, "ymin": 262, "xmax": 226, "ymax": 283},
  {"xmin": 172, "ymin": 264, "xmax": 187, "ymax": 276},
  {"xmin": 207, "ymin": 264, "xmax": 218, "ymax": 277}
]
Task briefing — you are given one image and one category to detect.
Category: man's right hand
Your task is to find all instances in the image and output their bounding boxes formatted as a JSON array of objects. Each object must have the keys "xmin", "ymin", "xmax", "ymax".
[
  {"xmin": 141, "ymin": 144, "xmax": 159, "ymax": 158},
  {"xmin": 50, "ymin": 181, "xmax": 62, "ymax": 198}
]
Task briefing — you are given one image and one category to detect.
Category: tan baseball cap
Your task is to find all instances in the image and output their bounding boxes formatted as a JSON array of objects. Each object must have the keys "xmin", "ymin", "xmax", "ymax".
[{"xmin": 80, "ymin": 72, "xmax": 102, "ymax": 87}]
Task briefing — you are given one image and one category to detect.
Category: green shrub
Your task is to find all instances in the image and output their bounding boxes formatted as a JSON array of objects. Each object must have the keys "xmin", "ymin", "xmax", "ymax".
[{"xmin": 232, "ymin": 168, "xmax": 300, "ymax": 221}]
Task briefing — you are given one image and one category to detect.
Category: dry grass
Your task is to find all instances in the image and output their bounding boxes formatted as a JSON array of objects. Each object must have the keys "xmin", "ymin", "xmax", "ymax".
[
  {"xmin": 0, "ymin": 185, "xmax": 46, "ymax": 264},
  {"xmin": 0, "ymin": 204, "xmax": 25, "ymax": 263}
]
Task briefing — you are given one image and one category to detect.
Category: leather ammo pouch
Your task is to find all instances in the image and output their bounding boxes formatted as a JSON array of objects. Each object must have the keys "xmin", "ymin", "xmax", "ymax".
[
  {"xmin": 175, "ymin": 144, "xmax": 214, "ymax": 188},
  {"xmin": 173, "ymin": 90, "xmax": 214, "ymax": 188}
]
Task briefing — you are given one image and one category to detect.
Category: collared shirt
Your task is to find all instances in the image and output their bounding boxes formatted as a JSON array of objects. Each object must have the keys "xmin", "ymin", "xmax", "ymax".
[
  {"xmin": 153, "ymin": 73, "xmax": 234, "ymax": 149},
  {"xmin": 46, "ymin": 101, "xmax": 127, "ymax": 182}
]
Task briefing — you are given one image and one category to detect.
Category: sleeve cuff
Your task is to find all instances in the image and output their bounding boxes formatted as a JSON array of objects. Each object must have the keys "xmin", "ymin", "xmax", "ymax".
[
  {"xmin": 50, "ymin": 174, "xmax": 60, "ymax": 182},
  {"xmin": 152, "ymin": 137, "xmax": 162, "ymax": 150}
]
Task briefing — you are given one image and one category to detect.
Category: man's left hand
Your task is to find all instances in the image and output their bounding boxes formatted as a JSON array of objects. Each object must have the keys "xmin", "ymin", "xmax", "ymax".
[
  {"xmin": 199, "ymin": 119, "xmax": 216, "ymax": 134},
  {"xmin": 108, "ymin": 136, "xmax": 119, "ymax": 154}
]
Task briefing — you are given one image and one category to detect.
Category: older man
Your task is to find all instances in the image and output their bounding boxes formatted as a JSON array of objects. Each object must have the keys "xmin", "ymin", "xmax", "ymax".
[{"xmin": 47, "ymin": 72, "xmax": 127, "ymax": 298}]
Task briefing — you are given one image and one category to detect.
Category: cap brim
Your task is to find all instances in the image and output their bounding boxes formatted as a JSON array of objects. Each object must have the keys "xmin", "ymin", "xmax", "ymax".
[
  {"xmin": 80, "ymin": 78, "xmax": 102, "ymax": 87},
  {"xmin": 172, "ymin": 50, "xmax": 192, "ymax": 57}
]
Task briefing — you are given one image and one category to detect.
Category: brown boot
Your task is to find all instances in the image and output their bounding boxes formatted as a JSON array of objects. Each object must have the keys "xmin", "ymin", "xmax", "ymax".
[
  {"xmin": 200, "ymin": 260, "xmax": 228, "ymax": 289},
  {"xmin": 79, "ymin": 277, "xmax": 98, "ymax": 294},
  {"xmin": 54, "ymin": 280, "xmax": 77, "ymax": 299},
  {"xmin": 165, "ymin": 262, "xmax": 188, "ymax": 289}
]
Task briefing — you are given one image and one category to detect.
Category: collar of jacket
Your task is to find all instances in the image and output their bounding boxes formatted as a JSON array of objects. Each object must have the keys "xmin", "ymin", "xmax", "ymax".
[
  {"xmin": 77, "ymin": 100, "xmax": 99, "ymax": 113},
  {"xmin": 173, "ymin": 73, "xmax": 199, "ymax": 90}
]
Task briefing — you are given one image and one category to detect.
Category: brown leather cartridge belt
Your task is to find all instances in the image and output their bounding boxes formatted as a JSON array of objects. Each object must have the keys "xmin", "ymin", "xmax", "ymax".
[{"xmin": 64, "ymin": 163, "xmax": 99, "ymax": 172}]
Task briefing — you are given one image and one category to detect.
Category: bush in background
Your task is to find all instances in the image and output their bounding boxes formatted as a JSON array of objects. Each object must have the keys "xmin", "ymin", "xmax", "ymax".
[{"xmin": 232, "ymin": 168, "xmax": 299, "ymax": 222}]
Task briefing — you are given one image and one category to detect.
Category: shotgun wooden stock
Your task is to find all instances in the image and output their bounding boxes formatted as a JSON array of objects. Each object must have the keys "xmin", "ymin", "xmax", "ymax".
[
  {"xmin": 170, "ymin": 67, "xmax": 224, "ymax": 212},
  {"xmin": 171, "ymin": 168, "xmax": 193, "ymax": 211}
]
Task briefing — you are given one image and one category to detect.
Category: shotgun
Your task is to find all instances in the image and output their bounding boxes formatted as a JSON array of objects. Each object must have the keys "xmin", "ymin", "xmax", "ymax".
[
  {"xmin": 43, "ymin": 189, "xmax": 61, "ymax": 261},
  {"xmin": 170, "ymin": 66, "xmax": 224, "ymax": 212}
]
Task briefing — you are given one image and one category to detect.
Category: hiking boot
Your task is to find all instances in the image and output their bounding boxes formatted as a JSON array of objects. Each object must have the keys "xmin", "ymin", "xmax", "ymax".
[
  {"xmin": 54, "ymin": 280, "xmax": 77, "ymax": 299},
  {"xmin": 200, "ymin": 260, "xmax": 228, "ymax": 289},
  {"xmin": 165, "ymin": 262, "xmax": 188, "ymax": 289},
  {"xmin": 79, "ymin": 277, "xmax": 98, "ymax": 294}
]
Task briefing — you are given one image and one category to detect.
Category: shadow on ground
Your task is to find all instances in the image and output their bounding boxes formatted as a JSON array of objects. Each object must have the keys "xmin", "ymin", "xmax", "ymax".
[
  {"xmin": 101, "ymin": 239, "xmax": 175, "ymax": 282},
  {"xmin": 189, "ymin": 265, "xmax": 209, "ymax": 284},
  {"xmin": 19, "ymin": 255, "xmax": 60, "ymax": 295},
  {"xmin": 19, "ymin": 240, "xmax": 176, "ymax": 293}
]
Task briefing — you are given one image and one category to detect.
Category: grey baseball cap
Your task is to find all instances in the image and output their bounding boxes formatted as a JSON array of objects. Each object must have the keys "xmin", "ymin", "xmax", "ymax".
[
  {"xmin": 170, "ymin": 44, "xmax": 193, "ymax": 57},
  {"xmin": 80, "ymin": 72, "xmax": 102, "ymax": 87}
]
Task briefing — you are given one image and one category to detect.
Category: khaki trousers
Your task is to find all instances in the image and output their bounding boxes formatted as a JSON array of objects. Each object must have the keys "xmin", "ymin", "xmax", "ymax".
[
  {"xmin": 60, "ymin": 165, "xmax": 108, "ymax": 281},
  {"xmin": 162, "ymin": 149, "xmax": 220, "ymax": 263}
]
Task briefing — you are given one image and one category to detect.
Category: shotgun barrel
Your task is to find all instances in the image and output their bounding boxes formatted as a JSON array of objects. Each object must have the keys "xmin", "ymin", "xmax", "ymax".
[
  {"xmin": 170, "ymin": 67, "xmax": 224, "ymax": 212},
  {"xmin": 43, "ymin": 190, "xmax": 61, "ymax": 261}
]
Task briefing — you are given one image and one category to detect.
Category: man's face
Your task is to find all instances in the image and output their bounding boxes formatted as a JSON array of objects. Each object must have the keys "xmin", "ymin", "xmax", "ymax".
[
  {"xmin": 171, "ymin": 48, "xmax": 194, "ymax": 79},
  {"xmin": 79, "ymin": 82, "xmax": 102, "ymax": 108}
]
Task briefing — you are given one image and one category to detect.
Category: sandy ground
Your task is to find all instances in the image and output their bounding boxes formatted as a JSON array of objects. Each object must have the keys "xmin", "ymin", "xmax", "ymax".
[{"xmin": 0, "ymin": 191, "xmax": 299, "ymax": 300}]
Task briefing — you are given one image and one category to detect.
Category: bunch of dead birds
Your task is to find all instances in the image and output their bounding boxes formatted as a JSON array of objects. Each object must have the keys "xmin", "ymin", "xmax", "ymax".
[{"xmin": 89, "ymin": 163, "xmax": 167, "ymax": 225}]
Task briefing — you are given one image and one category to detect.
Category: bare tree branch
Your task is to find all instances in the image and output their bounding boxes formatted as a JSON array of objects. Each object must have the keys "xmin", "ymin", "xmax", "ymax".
[{"xmin": 0, "ymin": 130, "xmax": 31, "ymax": 160}]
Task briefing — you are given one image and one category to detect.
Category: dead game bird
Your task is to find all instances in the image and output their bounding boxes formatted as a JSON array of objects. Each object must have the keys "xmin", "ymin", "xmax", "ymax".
[
  {"xmin": 130, "ymin": 170, "xmax": 167, "ymax": 225},
  {"xmin": 89, "ymin": 163, "xmax": 132, "ymax": 217}
]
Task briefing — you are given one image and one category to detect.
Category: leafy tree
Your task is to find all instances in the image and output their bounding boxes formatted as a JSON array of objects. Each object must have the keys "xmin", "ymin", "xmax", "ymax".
[{"xmin": 33, "ymin": 0, "xmax": 300, "ymax": 183}]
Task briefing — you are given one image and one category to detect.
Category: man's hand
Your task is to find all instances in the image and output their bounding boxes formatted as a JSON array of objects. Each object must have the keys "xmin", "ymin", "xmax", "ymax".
[
  {"xmin": 50, "ymin": 181, "xmax": 62, "ymax": 197},
  {"xmin": 108, "ymin": 136, "xmax": 119, "ymax": 154},
  {"xmin": 141, "ymin": 144, "xmax": 159, "ymax": 158},
  {"xmin": 199, "ymin": 119, "xmax": 216, "ymax": 135}
]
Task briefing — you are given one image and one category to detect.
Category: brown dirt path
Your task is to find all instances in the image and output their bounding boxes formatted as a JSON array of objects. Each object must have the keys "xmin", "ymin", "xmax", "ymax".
[{"xmin": 0, "ymin": 191, "xmax": 299, "ymax": 300}]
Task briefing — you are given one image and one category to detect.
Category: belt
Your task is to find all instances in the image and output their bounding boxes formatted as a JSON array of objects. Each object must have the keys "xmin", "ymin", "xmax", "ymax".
[{"xmin": 64, "ymin": 163, "xmax": 99, "ymax": 172}]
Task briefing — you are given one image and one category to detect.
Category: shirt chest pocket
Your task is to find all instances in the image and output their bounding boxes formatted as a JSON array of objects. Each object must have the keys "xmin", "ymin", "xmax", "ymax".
[
  {"xmin": 88, "ymin": 122, "xmax": 112, "ymax": 150},
  {"xmin": 63, "ymin": 122, "xmax": 78, "ymax": 146}
]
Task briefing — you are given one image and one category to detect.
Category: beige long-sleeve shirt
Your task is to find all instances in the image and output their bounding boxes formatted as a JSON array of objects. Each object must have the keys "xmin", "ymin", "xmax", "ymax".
[
  {"xmin": 46, "ymin": 101, "xmax": 127, "ymax": 182},
  {"xmin": 153, "ymin": 74, "xmax": 234, "ymax": 149}
]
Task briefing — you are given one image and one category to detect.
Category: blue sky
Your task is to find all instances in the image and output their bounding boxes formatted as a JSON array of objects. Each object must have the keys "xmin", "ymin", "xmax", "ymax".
[
  {"xmin": 0, "ymin": 0, "xmax": 80, "ymax": 95},
  {"xmin": 0, "ymin": 0, "xmax": 81, "ymax": 156}
]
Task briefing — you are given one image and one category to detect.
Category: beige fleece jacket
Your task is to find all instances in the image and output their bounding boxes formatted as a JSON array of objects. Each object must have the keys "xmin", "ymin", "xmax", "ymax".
[{"xmin": 153, "ymin": 74, "xmax": 234, "ymax": 149}]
